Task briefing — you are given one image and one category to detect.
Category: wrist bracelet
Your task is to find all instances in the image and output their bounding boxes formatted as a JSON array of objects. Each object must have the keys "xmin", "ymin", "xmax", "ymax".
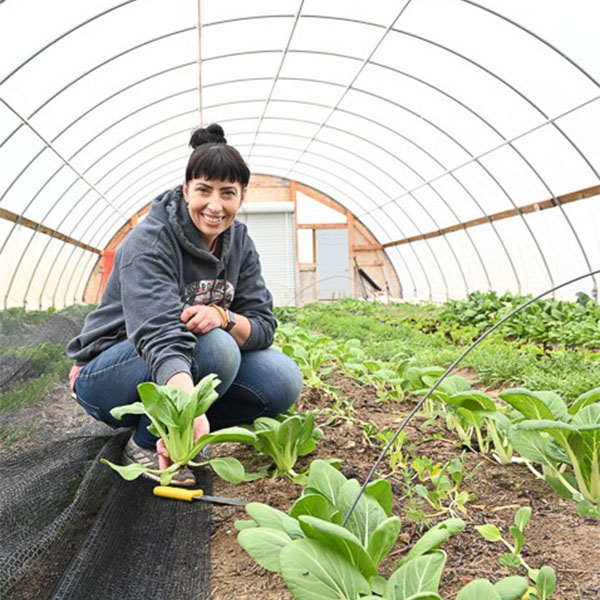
[{"xmin": 209, "ymin": 304, "xmax": 228, "ymax": 329}]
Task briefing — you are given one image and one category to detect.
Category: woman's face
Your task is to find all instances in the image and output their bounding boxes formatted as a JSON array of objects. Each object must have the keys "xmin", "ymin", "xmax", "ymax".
[{"xmin": 183, "ymin": 177, "xmax": 245, "ymax": 247}]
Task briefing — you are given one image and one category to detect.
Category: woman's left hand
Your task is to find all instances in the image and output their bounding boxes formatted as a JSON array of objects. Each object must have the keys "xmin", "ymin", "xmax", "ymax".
[{"xmin": 180, "ymin": 304, "xmax": 222, "ymax": 334}]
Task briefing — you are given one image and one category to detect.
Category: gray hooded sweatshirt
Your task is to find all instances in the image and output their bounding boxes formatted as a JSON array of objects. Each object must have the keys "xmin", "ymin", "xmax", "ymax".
[{"xmin": 66, "ymin": 185, "xmax": 277, "ymax": 385}]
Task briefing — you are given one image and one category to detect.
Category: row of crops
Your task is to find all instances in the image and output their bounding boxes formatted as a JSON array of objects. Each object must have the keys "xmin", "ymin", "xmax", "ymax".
[{"xmin": 1, "ymin": 293, "xmax": 599, "ymax": 598}]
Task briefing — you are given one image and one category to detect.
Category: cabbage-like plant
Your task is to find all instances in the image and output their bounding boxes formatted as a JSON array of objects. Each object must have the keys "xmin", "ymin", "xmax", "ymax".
[
  {"xmin": 101, "ymin": 374, "xmax": 257, "ymax": 485},
  {"xmin": 236, "ymin": 459, "xmax": 465, "ymax": 599},
  {"xmin": 502, "ymin": 387, "xmax": 600, "ymax": 508}
]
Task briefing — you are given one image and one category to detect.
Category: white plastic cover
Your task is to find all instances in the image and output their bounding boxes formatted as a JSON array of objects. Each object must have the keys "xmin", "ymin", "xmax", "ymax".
[{"xmin": 0, "ymin": 0, "xmax": 598, "ymax": 307}]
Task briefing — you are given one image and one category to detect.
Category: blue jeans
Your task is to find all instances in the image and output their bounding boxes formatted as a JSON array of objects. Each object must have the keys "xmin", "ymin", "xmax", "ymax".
[{"xmin": 74, "ymin": 328, "xmax": 303, "ymax": 448}]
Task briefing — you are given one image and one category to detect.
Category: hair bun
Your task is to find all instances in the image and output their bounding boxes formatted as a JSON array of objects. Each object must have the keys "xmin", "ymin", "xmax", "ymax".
[{"xmin": 189, "ymin": 123, "xmax": 227, "ymax": 149}]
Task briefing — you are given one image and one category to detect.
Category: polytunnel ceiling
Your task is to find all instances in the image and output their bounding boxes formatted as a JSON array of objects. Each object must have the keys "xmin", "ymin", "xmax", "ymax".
[{"xmin": 0, "ymin": 0, "xmax": 599, "ymax": 309}]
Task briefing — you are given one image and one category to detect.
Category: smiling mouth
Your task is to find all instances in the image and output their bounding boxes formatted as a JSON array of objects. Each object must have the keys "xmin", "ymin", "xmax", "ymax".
[{"xmin": 201, "ymin": 213, "xmax": 225, "ymax": 225}]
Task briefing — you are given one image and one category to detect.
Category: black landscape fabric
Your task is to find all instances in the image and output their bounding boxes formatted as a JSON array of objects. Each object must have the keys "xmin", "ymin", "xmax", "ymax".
[{"xmin": 0, "ymin": 430, "xmax": 212, "ymax": 600}]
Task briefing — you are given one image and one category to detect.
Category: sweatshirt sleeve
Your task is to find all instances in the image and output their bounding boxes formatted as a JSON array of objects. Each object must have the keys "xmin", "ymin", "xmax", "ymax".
[
  {"xmin": 231, "ymin": 238, "xmax": 277, "ymax": 351},
  {"xmin": 120, "ymin": 239, "xmax": 196, "ymax": 385}
]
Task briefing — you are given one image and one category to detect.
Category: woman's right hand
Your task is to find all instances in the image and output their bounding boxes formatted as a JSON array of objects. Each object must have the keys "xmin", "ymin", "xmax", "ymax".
[
  {"xmin": 158, "ymin": 414, "xmax": 210, "ymax": 470},
  {"xmin": 181, "ymin": 304, "xmax": 222, "ymax": 335}
]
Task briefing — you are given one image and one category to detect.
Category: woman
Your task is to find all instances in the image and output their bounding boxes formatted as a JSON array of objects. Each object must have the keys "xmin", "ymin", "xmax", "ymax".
[{"xmin": 67, "ymin": 124, "xmax": 303, "ymax": 486}]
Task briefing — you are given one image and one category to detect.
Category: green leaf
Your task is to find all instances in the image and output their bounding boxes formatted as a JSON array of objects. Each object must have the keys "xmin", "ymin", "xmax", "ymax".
[
  {"xmin": 447, "ymin": 391, "xmax": 496, "ymax": 412},
  {"xmin": 514, "ymin": 506, "xmax": 531, "ymax": 531},
  {"xmin": 297, "ymin": 438, "xmax": 318, "ymax": 457},
  {"xmin": 436, "ymin": 374, "xmax": 472, "ymax": 395},
  {"xmin": 371, "ymin": 575, "xmax": 387, "ymax": 596},
  {"xmin": 290, "ymin": 494, "xmax": 333, "ymax": 521},
  {"xmin": 367, "ymin": 516, "xmax": 402, "ymax": 566},
  {"xmin": 546, "ymin": 473, "xmax": 578, "ymax": 499},
  {"xmin": 189, "ymin": 373, "xmax": 221, "ymax": 416},
  {"xmin": 499, "ymin": 389, "xmax": 567, "ymax": 421},
  {"xmin": 499, "ymin": 553, "xmax": 522, "ymax": 568},
  {"xmin": 365, "ymin": 479, "xmax": 393, "ymax": 517},
  {"xmin": 385, "ymin": 550, "xmax": 446, "ymax": 599},
  {"xmin": 298, "ymin": 411, "xmax": 316, "ymax": 443},
  {"xmin": 234, "ymin": 519, "xmax": 257, "ymax": 531},
  {"xmin": 280, "ymin": 538, "xmax": 371, "ymax": 600},
  {"xmin": 569, "ymin": 387, "xmax": 600, "ymax": 415},
  {"xmin": 493, "ymin": 576, "xmax": 529, "ymax": 600},
  {"xmin": 237, "ymin": 527, "xmax": 291, "ymax": 573},
  {"xmin": 398, "ymin": 518, "xmax": 465, "ymax": 567},
  {"xmin": 536, "ymin": 566, "xmax": 556, "ymax": 599},
  {"xmin": 298, "ymin": 516, "xmax": 377, "ymax": 579},
  {"xmin": 508, "ymin": 429, "xmax": 556, "ymax": 467},
  {"xmin": 245, "ymin": 502, "xmax": 304, "ymax": 539},
  {"xmin": 100, "ymin": 458, "xmax": 151, "ymax": 480},
  {"xmin": 509, "ymin": 526, "xmax": 525, "ymax": 554},
  {"xmin": 456, "ymin": 579, "xmax": 502, "ymax": 600},
  {"xmin": 304, "ymin": 459, "xmax": 347, "ymax": 507},
  {"xmin": 208, "ymin": 457, "xmax": 246, "ymax": 483},
  {"xmin": 163, "ymin": 385, "xmax": 190, "ymax": 413},
  {"xmin": 278, "ymin": 415, "xmax": 303, "ymax": 448},
  {"xmin": 136, "ymin": 382, "xmax": 179, "ymax": 427},
  {"xmin": 197, "ymin": 426, "xmax": 258, "ymax": 447},
  {"xmin": 577, "ymin": 499, "xmax": 600, "ymax": 519},
  {"xmin": 337, "ymin": 479, "xmax": 387, "ymax": 547},
  {"xmin": 474, "ymin": 524, "xmax": 502, "ymax": 542},
  {"xmin": 109, "ymin": 402, "xmax": 146, "ymax": 420}
]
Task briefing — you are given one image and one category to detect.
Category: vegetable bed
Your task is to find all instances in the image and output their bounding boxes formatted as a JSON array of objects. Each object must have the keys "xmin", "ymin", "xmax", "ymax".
[{"xmin": 209, "ymin": 370, "xmax": 599, "ymax": 599}]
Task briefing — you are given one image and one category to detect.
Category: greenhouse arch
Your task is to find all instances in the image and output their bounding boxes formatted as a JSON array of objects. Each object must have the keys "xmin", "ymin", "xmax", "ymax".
[
  {"xmin": 1, "ymin": 0, "xmax": 599, "ymax": 308},
  {"xmin": 1, "ymin": 3, "xmax": 600, "ymax": 599}
]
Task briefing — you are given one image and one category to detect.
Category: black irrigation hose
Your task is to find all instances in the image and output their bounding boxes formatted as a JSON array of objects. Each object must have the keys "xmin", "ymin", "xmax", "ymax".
[{"xmin": 341, "ymin": 268, "xmax": 600, "ymax": 526}]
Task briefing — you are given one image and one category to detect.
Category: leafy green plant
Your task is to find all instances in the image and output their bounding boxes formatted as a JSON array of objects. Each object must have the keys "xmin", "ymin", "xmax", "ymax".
[
  {"xmin": 279, "ymin": 327, "xmax": 337, "ymax": 389},
  {"xmin": 475, "ymin": 507, "xmax": 557, "ymax": 598},
  {"xmin": 244, "ymin": 411, "xmax": 323, "ymax": 480},
  {"xmin": 411, "ymin": 455, "xmax": 473, "ymax": 517},
  {"xmin": 455, "ymin": 576, "xmax": 529, "ymax": 600},
  {"xmin": 502, "ymin": 387, "xmax": 600, "ymax": 507},
  {"xmin": 101, "ymin": 374, "xmax": 257, "ymax": 485},
  {"xmin": 475, "ymin": 507, "xmax": 533, "ymax": 571},
  {"xmin": 236, "ymin": 459, "xmax": 465, "ymax": 599}
]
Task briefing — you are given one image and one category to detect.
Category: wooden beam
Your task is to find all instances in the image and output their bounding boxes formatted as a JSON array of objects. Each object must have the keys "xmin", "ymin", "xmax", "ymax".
[
  {"xmin": 0, "ymin": 207, "xmax": 101, "ymax": 254},
  {"xmin": 359, "ymin": 260, "xmax": 384, "ymax": 267},
  {"xmin": 296, "ymin": 183, "xmax": 348, "ymax": 216},
  {"xmin": 297, "ymin": 223, "xmax": 347, "ymax": 230},
  {"xmin": 105, "ymin": 204, "xmax": 150, "ymax": 250},
  {"xmin": 383, "ymin": 184, "xmax": 600, "ymax": 249},
  {"xmin": 353, "ymin": 243, "xmax": 383, "ymax": 251},
  {"xmin": 347, "ymin": 213, "xmax": 356, "ymax": 296}
]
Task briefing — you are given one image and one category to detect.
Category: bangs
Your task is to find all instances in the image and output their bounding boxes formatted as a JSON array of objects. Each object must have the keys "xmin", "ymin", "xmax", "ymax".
[{"xmin": 186, "ymin": 145, "xmax": 250, "ymax": 186}]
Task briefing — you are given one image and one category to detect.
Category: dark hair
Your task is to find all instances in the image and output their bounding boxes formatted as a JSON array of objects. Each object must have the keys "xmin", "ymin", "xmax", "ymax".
[{"xmin": 185, "ymin": 124, "xmax": 250, "ymax": 186}]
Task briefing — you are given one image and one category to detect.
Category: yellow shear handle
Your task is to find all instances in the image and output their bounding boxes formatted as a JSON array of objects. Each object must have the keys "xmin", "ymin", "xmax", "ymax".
[{"xmin": 153, "ymin": 486, "xmax": 204, "ymax": 502}]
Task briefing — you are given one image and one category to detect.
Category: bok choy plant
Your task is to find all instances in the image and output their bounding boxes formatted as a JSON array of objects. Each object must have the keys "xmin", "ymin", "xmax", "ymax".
[
  {"xmin": 501, "ymin": 387, "xmax": 600, "ymax": 513},
  {"xmin": 244, "ymin": 410, "xmax": 323, "ymax": 480},
  {"xmin": 101, "ymin": 374, "xmax": 258, "ymax": 485},
  {"xmin": 236, "ymin": 459, "xmax": 465, "ymax": 599}
]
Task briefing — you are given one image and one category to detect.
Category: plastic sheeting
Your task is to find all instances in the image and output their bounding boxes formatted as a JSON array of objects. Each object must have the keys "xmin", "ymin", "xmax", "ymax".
[{"xmin": 0, "ymin": 0, "xmax": 599, "ymax": 306}]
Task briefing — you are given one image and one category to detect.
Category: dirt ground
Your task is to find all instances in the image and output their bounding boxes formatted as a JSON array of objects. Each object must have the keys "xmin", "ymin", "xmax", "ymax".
[
  {"xmin": 209, "ymin": 371, "xmax": 600, "ymax": 600},
  {"xmin": 5, "ymin": 374, "xmax": 599, "ymax": 600}
]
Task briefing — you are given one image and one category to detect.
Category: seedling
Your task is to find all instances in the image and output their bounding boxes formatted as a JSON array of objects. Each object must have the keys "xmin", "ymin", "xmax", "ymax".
[
  {"xmin": 411, "ymin": 454, "xmax": 474, "ymax": 517},
  {"xmin": 475, "ymin": 507, "xmax": 557, "ymax": 597}
]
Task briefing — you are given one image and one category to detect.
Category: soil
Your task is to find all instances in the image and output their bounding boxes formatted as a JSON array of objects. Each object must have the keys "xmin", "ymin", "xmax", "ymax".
[
  {"xmin": 209, "ymin": 371, "xmax": 600, "ymax": 600},
  {"xmin": 4, "ymin": 375, "xmax": 600, "ymax": 600}
]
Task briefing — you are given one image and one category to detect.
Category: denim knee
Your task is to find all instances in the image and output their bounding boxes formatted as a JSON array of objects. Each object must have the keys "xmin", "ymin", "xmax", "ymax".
[{"xmin": 191, "ymin": 328, "xmax": 241, "ymax": 394}]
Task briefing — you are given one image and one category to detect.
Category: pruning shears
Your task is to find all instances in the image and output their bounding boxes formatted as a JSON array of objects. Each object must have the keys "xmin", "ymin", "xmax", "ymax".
[{"xmin": 153, "ymin": 486, "xmax": 245, "ymax": 506}]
